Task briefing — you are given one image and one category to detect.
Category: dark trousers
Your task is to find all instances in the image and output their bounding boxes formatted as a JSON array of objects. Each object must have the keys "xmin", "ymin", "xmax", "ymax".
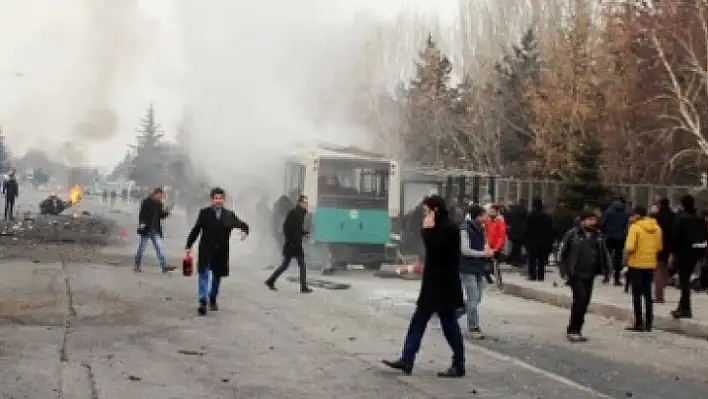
[
  {"xmin": 567, "ymin": 276, "xmax": 595, "ymax": 334},
  {"xmin": 266, "ymin": 254, "xmax": 307, "ymax": 289},
  {"xmin": 629, "ymin": 268, "xmax": 654, "ymax": 328},
  {"xmin": 402, "ymin": 306, "xmax": 464, "ymax": 368},
  {"xmin": 676, "ymin": 251, "xmax": 701, "ymax": 314},
  {"xmin": 509, "ymin": 238, "xmax": 524, "ymax": 264},
  {"xmin": 526, "ymin": 245, "xmax": 550, "ymax": 281},
  {"xmin": 606, "ymin": 238, "xmax": 624, "ymax": 282},
  {"xmin": 4, "ymin": 196, "xmax": 14, "ymax": 220}
]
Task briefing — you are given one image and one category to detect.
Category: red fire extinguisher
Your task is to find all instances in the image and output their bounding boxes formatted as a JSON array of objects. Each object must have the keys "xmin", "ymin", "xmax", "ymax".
[{"xmin": 182, "ymin": 253, "xmax": 193, "ymax": 277}]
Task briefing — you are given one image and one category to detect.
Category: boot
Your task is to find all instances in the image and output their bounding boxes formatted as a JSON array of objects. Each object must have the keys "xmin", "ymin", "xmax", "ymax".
[
  {"xmin": 197, "ymin": 299, "xmax": 207, "ymax": 316},
  {"xmin": 382, "ymin": 359, "xmax": 412, "ymax": 375},
  {"xmin": 437, "ymin": 365, "xmax": 465, "ymax": 378},
  {"xmin": 209, "ymin": 297, "xmax": 218, "ymax": 311}
]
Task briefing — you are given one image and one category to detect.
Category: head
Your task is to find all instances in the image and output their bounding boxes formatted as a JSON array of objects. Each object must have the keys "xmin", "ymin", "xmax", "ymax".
[
  {"xmin": 421, "ymin": 194, "xmax": 448, "ymax": 220},
  {"xmin": 680, "ymin": 195, "xmax": 696, "ymax": 213},
  {"xmin": 659, "ymin": 198, "xmax": 670, "ymax": 210},
  {"xmin": 532, "ymin": 197, "xmax": 543, "ymax": 211},
  {"xmin": 297, "ymin": 195, "xmax": 308, "ymax": 209},
  {"xmin": 630, "ymin": 206, "xmax": 647, "ymax": 222},
  {"xmin": 150, "ymin": 187, "xmax": 164, "ymax": 201},
  {"xmin": 49, "ymin": 191, "xmax": 57, "ymax": 198},
  {"xmin": 210, "ymin": 187, "xmax": 226, "ymax": 208},
  {"xmin": 579, "ymin": 209, "xmax": 599, "ymax": 230},
  {"xmin": 468, "ymin": 205, "xmax": 486, "ymax": 224},
  {"xmin": 650, "ymin": 204, "xmax": 660, "ymax": 216},
  {"xmin": 487, "ymin": 205, "xmax": 500, "ymax": 219}
]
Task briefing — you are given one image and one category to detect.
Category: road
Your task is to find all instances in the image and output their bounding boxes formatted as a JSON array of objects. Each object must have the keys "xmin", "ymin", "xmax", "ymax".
[{"xmin": 2, "ymin": 244, "xmax": 708, "ymax": 399}]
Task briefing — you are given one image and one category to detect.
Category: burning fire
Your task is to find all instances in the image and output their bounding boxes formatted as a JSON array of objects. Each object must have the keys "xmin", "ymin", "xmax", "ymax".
[{"xmin": 68, "ymin": 185, "xmax": 82, "ymax": 205}]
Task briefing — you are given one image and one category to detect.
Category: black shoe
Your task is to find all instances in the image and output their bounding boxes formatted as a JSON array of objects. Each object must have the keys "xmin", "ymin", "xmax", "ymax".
[
  {"xmin": 382, "ymin": 359, "xmax": 412, "ymax": 375},
  {"xmin": 625, "ymin": 325, "xmax": 644, "ymax": 332},
  {"xmin": 671, "ymin": 309, "xmax": 692, "ymax": 319},
  {"xmin": 197, "ymin": 300, "xmax": 207, "ymax": 316},
  {"xmin": 209, "ymin": 298, "xmax": 218, "ymax": 311},
  {"xmin": 437, "ymin": 365, "xmax": 465, "ymax": 378},
  {"xmin": 301, "ymin": 287, "xmax": 313, "ymax": 294},
  {"xmin": 613, "ymin": 280, "xmax": 622, "ymax": 287},
  {"xmin": 265, "ymin": 280, "xmax": 277, "ymax": 291},
  {"xmin": 566, "ymin": 332, "xmax": 588, "ymax": 342},
  {"xmin": 133, "ymin": 265, "xmax": 142, "ymax": 273}
]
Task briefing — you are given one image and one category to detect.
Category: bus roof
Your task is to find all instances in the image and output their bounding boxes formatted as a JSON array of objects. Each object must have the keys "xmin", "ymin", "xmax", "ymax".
[{"xmin": 288, "ymin": 142, "xmax": 391, "ymax": 163}]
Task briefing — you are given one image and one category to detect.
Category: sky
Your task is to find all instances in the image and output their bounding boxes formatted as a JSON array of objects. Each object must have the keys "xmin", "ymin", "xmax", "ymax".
[{"xmin": 0, "ymin": 0, "xmax": 460, "ymax": 170}]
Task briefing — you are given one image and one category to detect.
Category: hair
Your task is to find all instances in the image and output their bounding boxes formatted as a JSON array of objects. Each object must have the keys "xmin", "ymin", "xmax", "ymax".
[
  {"xmin": 659, "ymin": 198, "xmax": 670, "ymax": 208},
  {"xmin": 152, "ymin": 187, "xmax": 164, "ymax": 195},
  {"xmin": 422, "ymin": 194, "xmax": 449, "ymax": 218},
  {"xmin": 298, "ymin": 195, "xmax": 307, "ymax": 203},
  {"xmin": 468, "ymin": 205, "xmax": 485, "ymax": 220},
  {"xmin": 489, "ymin": 204, "xmax": 500, "ymax": 212},
  {"xmin": 681, "ymin": 195, "xmax": 696, "ymax": 213},
  {"xmin": 210, "ymin": 187, "xmax": 225, "ymax": 198},
  {"xmin": 633, "ymin": 206, "xmax": 647, "ymax": 217},
  {"xmin": 532, "ymin": 197, "xmax": 543, "ymax": 210}
]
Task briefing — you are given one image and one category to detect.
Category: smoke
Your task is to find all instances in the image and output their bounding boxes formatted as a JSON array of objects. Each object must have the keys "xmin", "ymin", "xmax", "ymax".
[{"xmin": 0, "ymin": 0, "xmax": 156, "ymax": 165}]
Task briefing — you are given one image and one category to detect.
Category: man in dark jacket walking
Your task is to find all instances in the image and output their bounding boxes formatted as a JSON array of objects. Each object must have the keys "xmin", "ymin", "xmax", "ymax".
[
  {"xmin": 600, "ymin": 199, "xmax": 630, "ymax": 285},
  {"xmin": 2, "ymin": 171, "xmax": 18, "ymax": 220},
  {"xmin": 524, "ymin": 198, "xmax": 555, "ymax": 281},
  {"xmin": 135, "ymin": 187, "xmax": 175, "ymax": 273},
  {"xmin": 505, "ymin": 199, "xmax": 528, "ymax": 266},
  {"xmin": 185, "ymin": 187, "xmax": 250, "ymax": 316},
  {"xmin": 559, "ymin": 209, "xmax": 611, "ymax": 342},
  {"xmin": 459, "ymin": 205, "xmax": 493, "ymax": 339},
  {"xmin": 670, "ymin": 195, "xmax": 705, "ymax": 319},
  {"xmin": 265, "ymin": 195, "xmax": 312, "ymax": 293},
  {"xmin": 651, "ymin": 198, "xmax": 674, "ymax": 302},
  {"xmin": 383, "ymin": 195, "xmax": 465, "ymax": 378}
]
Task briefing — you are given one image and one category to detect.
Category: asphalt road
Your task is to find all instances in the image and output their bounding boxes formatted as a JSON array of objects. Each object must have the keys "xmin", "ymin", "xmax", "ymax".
[{"xmin": 2, "ymin": 241, "xmax": 708, "ymax": 399}]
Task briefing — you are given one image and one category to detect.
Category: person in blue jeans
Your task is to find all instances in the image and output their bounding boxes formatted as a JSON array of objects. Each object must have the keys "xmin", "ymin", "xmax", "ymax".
[
  {"xmin": 459, "ymin": 205, "xmax": 493, "ymax": 339},
  {"xmin": 185, "ymin": 187, "xmax": 250, "ymax": 316},
  {"xmin": 135, "ymin": 187, "xmax": 175, "ymax": 273}
]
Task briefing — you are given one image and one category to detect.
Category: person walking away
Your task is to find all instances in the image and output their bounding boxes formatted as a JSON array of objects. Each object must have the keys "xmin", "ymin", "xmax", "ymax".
[
  {"xmin": 600, "ymin": 198, "xmax": 630, "ymax": 285},
  {"xmin": 624, "ymin": 206, "xmax": 662, "ymax": 331},
  {"xmin": 185, "ymin": 187, "xmax": 250, "ymax": 316},
  {"xmin": 383, "ymin": 195, "xmax": 465, "ymax": 377},
  {"xmin": 558, "ymin": 209, "xmax": 611, "ymax": 342},
  {"xmin": 505, "ymin": 199, "xmax": 528, "ymax": 266},
  {"xmin": 483, "ymin": 205, "xmax": 507, "ymax": 284},
  {"xmin": 265, "ymin": 195, "xmax": 312, "ymax": 293},
  {"xmin": 524, "ymin": 198, "xmax": 555, "ymax": 281},
  {"xmin": 651, "ymin": 198, "xmax": 675, "ymax": 302},
  {"xmin": 135, "ymin": 187, "xmax": 175, "ymax": 273},
  {"xmin": 459, "ymin": 205, "xmax": 494, "ymax": 339},
  {"xmin": 670, "ymin": 195, "xmax": 705, "ymax": 319},
  {"xmin": 2, "ymin": 171, "xmax": 18, "ymax": 220}
]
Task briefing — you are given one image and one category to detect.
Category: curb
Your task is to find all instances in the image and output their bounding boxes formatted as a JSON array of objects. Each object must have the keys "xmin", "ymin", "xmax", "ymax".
[{"xmin": 501, "ymin": 282, "xmax": 708, "ymax": 340}]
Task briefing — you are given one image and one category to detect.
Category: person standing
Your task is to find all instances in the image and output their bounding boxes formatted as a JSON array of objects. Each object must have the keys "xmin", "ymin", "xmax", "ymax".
[
  {"xmin": 624, "ymin": 206, "xmax": 662, "ymax": 332},
  {"xmin": 459, "ymin": 205, "xmax": 493, "ymax": 339},
  {"xmin": 524, "ymin": 198, "xmax": 555, "ymax": 281},
  {"xmin": 135, "ymin": 187, "xmax": 175, "ymax": 273},
  {"xmin": 2, "ymin": 170, "xmax": 18, "ymax": 220},
  {"xmin": 383, "ymin": 195, "xmax": 465, "ymax": 378},
  {"xmin": 505, "ymin": 199, "xmax": 528, "ymax": 266},
  {"xmin": 600, "ymin": 198, "xmax": 630, "ymax": 285},
  {"xmin": 651, "ymin": 198, "xmax": 675, "ymax": 303},
  {"xmin": 483, "ymin": 205, "xmax": 507, "ymax": 284},
  {"xmin": 265, "ymin": 195, "xmax": 312, "ymax": 293},
  {"xmin": 670, "ymin": 195, "xmax": 705, "ymax": 319},
  {"xmin": 185, "ymin": 187, "xmax": 250, "ymax": 316},
  {"xmin": 558, "ymin": 210, "xmax": 611, "ymax": 342}
]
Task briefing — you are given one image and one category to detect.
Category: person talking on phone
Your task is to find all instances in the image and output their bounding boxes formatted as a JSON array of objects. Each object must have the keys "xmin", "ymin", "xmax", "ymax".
[
  {"xmin": 383, "ymin": 194, "xmax": 466, "ymax": 378},
  {"xmin": 135, "ymin": 187, "xmax": 175, "ymax": 273}
]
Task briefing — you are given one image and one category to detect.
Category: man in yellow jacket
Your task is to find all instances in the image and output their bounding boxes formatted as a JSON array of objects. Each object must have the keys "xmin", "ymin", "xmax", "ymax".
[{"xmin": 624, "ymin": 206, "xmax": 663, "ymax": 332}]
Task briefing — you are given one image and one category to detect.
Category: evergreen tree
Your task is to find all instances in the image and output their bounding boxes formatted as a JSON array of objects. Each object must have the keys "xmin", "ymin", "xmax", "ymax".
[
  {"xmin": 130, "ymin": 104, "xmax": 166, "ymax": 188},
  {"xmin": 561, "ymin": 134, "xmax": 608, "ymax": 212}
]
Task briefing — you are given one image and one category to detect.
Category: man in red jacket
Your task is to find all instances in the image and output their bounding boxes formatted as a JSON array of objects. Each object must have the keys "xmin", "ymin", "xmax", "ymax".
[{"xmin": 483, "ymin": 205, "xmax": 507, "ymax": 284}]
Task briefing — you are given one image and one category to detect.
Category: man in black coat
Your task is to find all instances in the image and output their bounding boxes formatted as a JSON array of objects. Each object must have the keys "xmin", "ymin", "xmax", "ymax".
[
  {"xmin": 2, "ymin": 171, "xmax": 18, "ymax": 220},
  {"xmin": 524, "ymin": 198, "xmax": 555, "ymax": 281},
  {"xmin": 600, "ymin": 198, "xmax": 630, "ymax": 285},
  {"xmin": 505, "ymin": 199, "xmax": 528, "ymax": 266},
  {"xmin": 135, "ymin": 187, "xmax": 175, "ymax": 273},
  {"xmin": 383, "ymin": 195, "xmax": 465, "ymax": 378},
  {"xmin": 265, "ymin": 195, "xmax": 312, "ymax": 293},
  {"xmin": 185, "ymin": 187, "xmax": 250, "ymax": 316},
  {"xmin": 670, "ymin": 195, "xmax": 705, "ymax": 319}
]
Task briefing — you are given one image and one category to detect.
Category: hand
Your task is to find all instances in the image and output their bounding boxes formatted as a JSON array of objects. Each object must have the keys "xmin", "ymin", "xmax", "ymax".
[
  {"xmin": 184, "ymin": 249, "xmax": 191, "ymax": 257},
  {"xmin": 483, "ymin": 248, "xmax": 494, "ymax": 258},
  {"xmin": 423, "ymin": 213, "xmax": 435, "ymax": 228}
]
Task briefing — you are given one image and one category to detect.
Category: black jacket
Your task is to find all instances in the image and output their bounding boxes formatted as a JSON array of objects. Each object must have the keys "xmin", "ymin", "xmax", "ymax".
[
  {"xmin": 558, "ymin": 227, "xmax": 611, "ymax": 279},
  {"xmin": 417, "ymin": 211, "xmax": 464, "ymax": 312},
  {"xmin": 186, "ymin": 207, "xmax": 249, "ymax": 278},
  {"xmin": 672, "ymin": 210, "xmax": 705, "ymax": 256},
  {"xmin": 282, "ymin": 206, "xmax": 308, "ymax": 257},
  {"xmin": 653, "ymin": 206, "xmax": 675, "ymax": 259},
  {"xmin": 505, "ymin": 204, "xmax": 528, "ymax": 240},
  {"xmin": 524, "ymin": 209, "xmax": 555, "ymax": 249},
  {"xmin": 138, "ymin": 197, "xmax": 169, "ymax": 237},
  {"xmin": 600, "ymin": 200, "xmax": 629, "ymax": 240},
  {"xmin": 2, "ymin": 177, "xmax": 18, "ymax": 199}
]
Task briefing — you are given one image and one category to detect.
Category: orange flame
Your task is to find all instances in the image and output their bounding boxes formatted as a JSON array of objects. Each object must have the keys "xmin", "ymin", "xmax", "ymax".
[{"xmin": 69, "ymin": 185, "xmax": 82, "ymax": 205}]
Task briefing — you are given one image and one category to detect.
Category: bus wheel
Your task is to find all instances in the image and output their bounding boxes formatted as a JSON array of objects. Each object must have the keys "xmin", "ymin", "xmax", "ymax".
[{"xmin": 364, "ymin": 262, "xmax": 382, "ymax": 271}]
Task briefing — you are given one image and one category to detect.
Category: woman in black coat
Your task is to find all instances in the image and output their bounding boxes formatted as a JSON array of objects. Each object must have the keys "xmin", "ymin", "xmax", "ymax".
[{"xmin": 383, "ymin": 195, "xmax": 465, "ymax": 378}]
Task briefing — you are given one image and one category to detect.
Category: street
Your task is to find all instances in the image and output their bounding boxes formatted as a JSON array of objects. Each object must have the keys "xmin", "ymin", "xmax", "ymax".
[{"xmin": 2, "ymin": 247, "xmax": 708, "ymax": 398}]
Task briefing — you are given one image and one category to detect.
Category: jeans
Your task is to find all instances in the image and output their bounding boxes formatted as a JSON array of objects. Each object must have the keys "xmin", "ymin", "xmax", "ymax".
[
  {"xmin": 526, "ymin": 245, "xmax": 550, "ymax": 280},
  {"xmin": 629, "ymin": 268, "xmax": 654, "ymax": 328},
  {"xmin": 266, "ymin": 255, "xmax": 307, "ymax": 289},
  {"xmin": 134, "ymin": 233, "xmax": 167, "ymax": 269},
  {"xmin": 402, "ymin": 306, "xmax": 464, "ymax": 368},
  {"xmin": 460, "ymin": 273, "xmax": 484, "ymax": 329},
  {"xmin": 198, "ymin": 264, "xmax": 222, "ymax": 302},
  {"xmin": 567, "ymin": 276, "xmax": 595, "ymax": 334}
]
